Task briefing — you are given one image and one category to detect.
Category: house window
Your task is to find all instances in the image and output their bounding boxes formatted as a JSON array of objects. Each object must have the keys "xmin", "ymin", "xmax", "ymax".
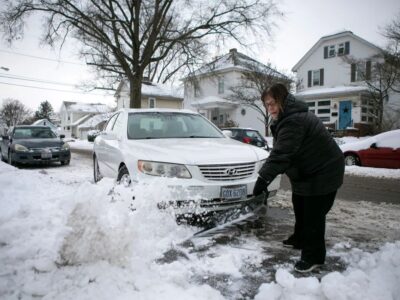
[
  {"xmin": 338, "ymin": 41, "xmax": 350, "ymax": 56},
  {"xmin": 329, "ymin": 45, "xmax": 335, "ymax": 57},
  {"xmin": 67, "ymin": 126, "xmax": 70, "ymax": 130},
  {"xmin": 148, "ymin": 98, "xmax": 156, "ymax": 108},
  {"xmin": 67, "ymin": 116, "xmax": 70, "ymax": 121},
  {"xmin": 307, "ymin": 102, "xmax": 315, "ymax": 107},
  {"xmin": 351, "ymin": 60, "xmax": 371, "ymax": 82},
  {"xmin": 362, "ymin": 107, "xmax": 367, "ymax": 113},
  {"xmin": 308, "ymin": 69, "xmax": 324, "ymax": 87},
  {"xmin": 318, "ymin": 100, "xmax": 331, "ymax": 106},
  {"xmin": 194, "ymin": 85, "xmax": 200, "ymax": 97},
  {"xmin": 218, "ymin": 77, "xmax": 224, "ymax": 94},
  {"xmin": 324, "ymin": 45, "xmax": 336, "ymax": 58},
  {"xmin": 318, "ymin": 108, "xmax": 331, "ymax": 114},
  {"xmin": 319, "ymin": 116, "xmax": 330, "ymax": 122},
  {"xmin": 361, "ymin": 116, "xmax": 367, "ymax": 121}
]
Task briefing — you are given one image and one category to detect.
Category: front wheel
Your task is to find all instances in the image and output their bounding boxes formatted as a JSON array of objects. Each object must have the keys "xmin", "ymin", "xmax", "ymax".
[
  {"xmin": 61, "ymin": 160, "xmax": 70, "ymax": 166},
  {"xmin": 93, "ymin": 155, "xmax": 103, "ymax": 183},
  {"xmin": 344, "ymin": 154, "xmax": 359, "ymax": 166},
  {"xmin": 117, "ymin": 165, "xmax": 131, "ymax": 187}
]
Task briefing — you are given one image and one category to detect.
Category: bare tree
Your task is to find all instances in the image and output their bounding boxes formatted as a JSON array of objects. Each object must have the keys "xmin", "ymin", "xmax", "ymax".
[
  {"xmin": 1, "ymin": 0, "xmax": 281, "ymax": 108},
  {"xmin": 0, "ymin": 98, "xmax": 32, "ymax": 127},
  {"xmin": 343, "ymin": 14, "xmax": 400, "ymax": 132},
  {"xmin": 226, "ymin": 60, "xmax": 291, "ymax": 135}
]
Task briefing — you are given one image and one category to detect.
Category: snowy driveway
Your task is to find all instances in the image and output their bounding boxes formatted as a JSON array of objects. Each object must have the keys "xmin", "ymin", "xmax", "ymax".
[{"xmin": 1, "ymin": 153, "xmax": 400, "ymax": 299}]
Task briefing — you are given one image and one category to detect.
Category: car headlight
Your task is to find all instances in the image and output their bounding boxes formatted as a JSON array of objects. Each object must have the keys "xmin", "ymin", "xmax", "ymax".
[
  {"xmin": 14, "ymin": 144, "xmax": 29, "ymax": 152},
  {"xmin": 61, "ymin": 143, "xmax": 70, "ymax": 150},
  {"xmin": 138, "ymin": 160, "xmax": 192, "ymax": 178}
]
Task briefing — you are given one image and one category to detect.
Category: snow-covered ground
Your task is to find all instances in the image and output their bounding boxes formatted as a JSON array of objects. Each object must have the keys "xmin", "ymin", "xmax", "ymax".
[{"xmin": 1, "ymin": 152, "xmax": 400, "ymax": 300}]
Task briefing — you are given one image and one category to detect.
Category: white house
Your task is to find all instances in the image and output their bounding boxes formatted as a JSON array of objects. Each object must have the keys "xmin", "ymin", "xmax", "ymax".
[
  {"xmin": 182, "ymin": 48, "xmax": 286, "ymax": 134},
  {"xmin": 292, "ymin": 30, "xmax": 398, "ymax": 135},
  {"xmin": 115, "ymin": 79, "xmax": 183, "ymax": 110},
  {"xmin": 77, "ymin": 113, "xmax": 113, "ymax": 140},
  {"xmin": 59, "ymin": 101, "xmax": 112, "ymax": 138}
]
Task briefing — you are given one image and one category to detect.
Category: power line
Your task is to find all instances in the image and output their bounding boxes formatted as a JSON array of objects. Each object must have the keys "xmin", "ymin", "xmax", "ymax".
[
  {"xmin": 0, "ymin": 81, "xmax": 110, "ymax": 96},
  {"xmin": 0, "ymin": 73, "xmax": 77, "ymax": 87},
  {"xmin": 0, "ymin": 48, "xmax": 87, "ymax": 66}
]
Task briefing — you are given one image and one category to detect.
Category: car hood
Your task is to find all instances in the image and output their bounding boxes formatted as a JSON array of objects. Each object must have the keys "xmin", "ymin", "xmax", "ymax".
[
  {"xmin": 13, "ymin": 138, "xmax": 63, "ymax": 148},
  {"xmin": 123, "ymin": 138, "xmax": 268, "ymax": 165}
]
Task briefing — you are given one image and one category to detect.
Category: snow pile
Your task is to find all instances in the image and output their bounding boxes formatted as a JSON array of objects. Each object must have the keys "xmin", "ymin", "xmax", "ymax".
[
  {"xmin": 255, "ymin": 242, "xmax": 400, "ymax": 300},
  {"xmin": 1, "ymin": 159, "xmax": 400, "ymax": 299}
]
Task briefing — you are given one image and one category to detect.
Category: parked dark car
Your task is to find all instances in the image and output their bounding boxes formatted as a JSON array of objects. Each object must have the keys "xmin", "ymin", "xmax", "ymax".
[
  {"xmin": 0, "ymin": 125, "xmax": 71, "ymax": 166},
  {"xmin": 339, "ymin": 129, "xmax": 400, "ymax": 169},
  {"xmin": 222, "ymin": 127, "xmax": 270, "ymax": 150}
]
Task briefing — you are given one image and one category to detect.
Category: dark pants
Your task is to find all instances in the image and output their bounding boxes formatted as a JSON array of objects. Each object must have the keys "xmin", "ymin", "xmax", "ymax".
[{"xmin": 292, "ymin": 191, "xmax": 336, "ymax": 264}]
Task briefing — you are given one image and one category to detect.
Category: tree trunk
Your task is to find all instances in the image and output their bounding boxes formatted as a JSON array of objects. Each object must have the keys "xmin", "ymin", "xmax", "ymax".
[{"xmin": 129, "ymin": 74, "xmax": 143, "ymax": 108}]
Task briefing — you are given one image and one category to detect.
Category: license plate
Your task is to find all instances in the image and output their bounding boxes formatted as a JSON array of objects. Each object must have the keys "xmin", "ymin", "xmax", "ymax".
[
  {"xmin": 221, "ymin": 185, "xmax": 247, "ymax": 200},
  {"xmin": 41, "ymin": 150, "xmax": 52, "ymax": 159}
]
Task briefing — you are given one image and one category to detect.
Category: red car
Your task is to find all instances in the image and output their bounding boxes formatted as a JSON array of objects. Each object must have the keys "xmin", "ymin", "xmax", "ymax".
[{"xmin": 339, "ymin": 129, "xmax": 400, "ymax": 169}]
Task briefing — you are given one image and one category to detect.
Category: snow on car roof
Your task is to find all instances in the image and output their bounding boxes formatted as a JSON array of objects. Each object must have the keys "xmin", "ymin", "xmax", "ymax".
[{"xmin": 340, "ymin": 129, "xmax": 400, "ymax": 152}]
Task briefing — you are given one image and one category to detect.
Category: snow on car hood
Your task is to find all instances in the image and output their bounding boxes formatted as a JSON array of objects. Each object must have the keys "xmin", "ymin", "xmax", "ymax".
[{"xmin": 123, "ymin": 137, "xmax": 268, "ymax": 165}]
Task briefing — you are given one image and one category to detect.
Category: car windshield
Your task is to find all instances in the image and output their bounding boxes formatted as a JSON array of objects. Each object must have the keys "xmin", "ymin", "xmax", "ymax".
[
  {"xmin": 13, "ymin": 128, "xmax": 57, "ymax": 139},
  {"xmin": 127, "ymin": 112, "xmax": 225, "ymax": 139}
]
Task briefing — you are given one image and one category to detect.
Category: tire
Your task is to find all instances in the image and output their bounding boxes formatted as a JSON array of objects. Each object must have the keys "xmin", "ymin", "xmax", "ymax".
[
  {"xmin": 61, "ymin": 160, "xmax": 70, "ymax": 166},
  {"xmin": 117, "ymin": 165, "xmax": 131, "ymax": 187},
  {"xmin": 93, "ymin": 155, "xmax": 103, "ymax": 183},
  {"xmin": 344, "ymin": 154, "xmax": 359, "ymax": 166}
]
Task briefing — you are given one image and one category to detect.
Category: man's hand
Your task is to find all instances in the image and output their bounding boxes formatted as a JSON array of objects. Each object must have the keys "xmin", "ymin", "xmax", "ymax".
[{"xmin": 253, "ymin": 176, "xmax": 269, "ymax": 197}]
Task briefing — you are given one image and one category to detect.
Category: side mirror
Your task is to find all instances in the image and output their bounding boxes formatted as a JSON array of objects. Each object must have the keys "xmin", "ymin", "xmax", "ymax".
[
  {"xmin": 60, "ymin": 134, "xmax": 65, "ymax": 139},
  {"xmin": 222, "ymin": 130, "xmax": 233, "ymax": 138},
  {"xmin": 370, "ymin": 142, "xmax": 378, "ymax": 149}
]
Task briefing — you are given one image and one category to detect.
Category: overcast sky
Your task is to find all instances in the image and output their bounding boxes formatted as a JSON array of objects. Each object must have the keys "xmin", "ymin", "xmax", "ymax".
[{"xmin": 0, "ymin": 0, "xmax": 399, "ymax": 113}]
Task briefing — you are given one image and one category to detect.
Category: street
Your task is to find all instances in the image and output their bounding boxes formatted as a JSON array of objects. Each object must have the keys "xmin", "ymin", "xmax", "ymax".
[{"xmin": 280, "ymin": 174, "xmax": 400, "ymax": 205}]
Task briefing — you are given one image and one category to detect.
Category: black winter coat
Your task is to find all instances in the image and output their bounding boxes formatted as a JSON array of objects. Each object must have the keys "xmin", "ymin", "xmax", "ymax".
[{"xmin": 259, "ymin": 94, "xmax": 344, "ymax": 196}]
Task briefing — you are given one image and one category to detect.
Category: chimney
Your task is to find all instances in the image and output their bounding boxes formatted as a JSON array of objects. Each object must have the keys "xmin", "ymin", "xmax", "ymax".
[{"xmin": 229, "ymin": 48, "xmax": 237, "ymax": 54}]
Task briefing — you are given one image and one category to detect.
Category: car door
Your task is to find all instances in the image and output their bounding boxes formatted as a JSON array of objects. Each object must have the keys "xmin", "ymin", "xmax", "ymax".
[
  {"xmin": 96, "ymin": 113, "xmax": 119, "ymax": 176},
  {"xmin": 105, "ymin": 112, "xmax": 126, "ymax": 176},
  {"xmin": 362, "ymin": 134, "xmax": 400, "ymax": 168},
  {"xmin": 1, "ymin": 128, "xmax": 13, "ymax": 159}
]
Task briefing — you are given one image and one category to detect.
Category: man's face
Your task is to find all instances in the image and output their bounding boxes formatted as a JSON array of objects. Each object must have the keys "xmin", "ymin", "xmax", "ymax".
[{"xmin": 264, "ymin": 95, "xmax": 280, "ymax": 120}]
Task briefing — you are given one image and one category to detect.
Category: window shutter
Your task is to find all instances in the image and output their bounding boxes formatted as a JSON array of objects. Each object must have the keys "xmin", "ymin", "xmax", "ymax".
[
  {"xmin": 308, "ymin": 70, "xmax": 312, "ymax": 87},
  {"xmin": 320, "ymin": 68, "xmax": 324, "ymax": 86},
  {"xmin": 351, "ymin": 63, "xmax": 356, "ymax": 82},
  {"xmin": 324, "ymin": 46, "xmax": 328, "ymax": 59},
  {"xmin": 366, "ymin": 61, "xmax": 371, "ymax": 80},
  {"xmin": 345, "ymin": 41, "xmax": 350, "ymax": 55}
]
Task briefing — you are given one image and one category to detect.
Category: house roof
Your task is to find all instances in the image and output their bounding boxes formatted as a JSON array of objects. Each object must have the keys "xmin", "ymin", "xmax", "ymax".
[
  {"xmin": 71, "ymin": 114, "xmax": 93, "ymax": 127},
  {"xmin": 184, "ymin": 48, "xmax": 286, "ymax": 79},
  {"xmin": 61, "ymin": 101, "xmax": 111, "ymax": 113},
  {"xmin": 295, "ymin": 85, "xmax": 369, "ymax": 99},
  {"xmin": 292, "ymin": 31, "xmax": 383, "ymax": 72},
  {"xmin": 115, "ymin": 80, "xmax": 183, "ymax": 100},
  {"xmin": 191, "ymin": 95, "xmax": 238, "ymax": 109},
  {"xmin": 78, "ymin": 112, "xmax": 113, "ymax": 129}
]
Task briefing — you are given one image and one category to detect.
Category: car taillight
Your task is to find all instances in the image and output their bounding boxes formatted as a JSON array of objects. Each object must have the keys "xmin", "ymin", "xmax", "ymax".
[{"xmin": 243, "ymin": 137, "xmax": 251, "ymax": 144}]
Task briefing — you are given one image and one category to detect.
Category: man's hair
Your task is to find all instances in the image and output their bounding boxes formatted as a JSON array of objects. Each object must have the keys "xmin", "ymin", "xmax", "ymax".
[{"xmin": 261, "ymin": 83, "xmax": 289, "ymax": 105}]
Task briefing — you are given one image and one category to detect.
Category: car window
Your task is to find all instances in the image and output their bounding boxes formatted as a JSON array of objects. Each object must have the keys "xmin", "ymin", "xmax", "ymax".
[
  {"xmin": 105, "ymin": 113, "xmax": 118, "ymax": 132},
  {"xmin": 13, "ymin": 128, "xmax": 57, "ymax": 139},
  {"xmin": 127, "ymin": 112, "xmax": 224, "ymax": 139},
  {"xmin": 112, "ymin": 113, "xmax": 124, "ymax": 135}
]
